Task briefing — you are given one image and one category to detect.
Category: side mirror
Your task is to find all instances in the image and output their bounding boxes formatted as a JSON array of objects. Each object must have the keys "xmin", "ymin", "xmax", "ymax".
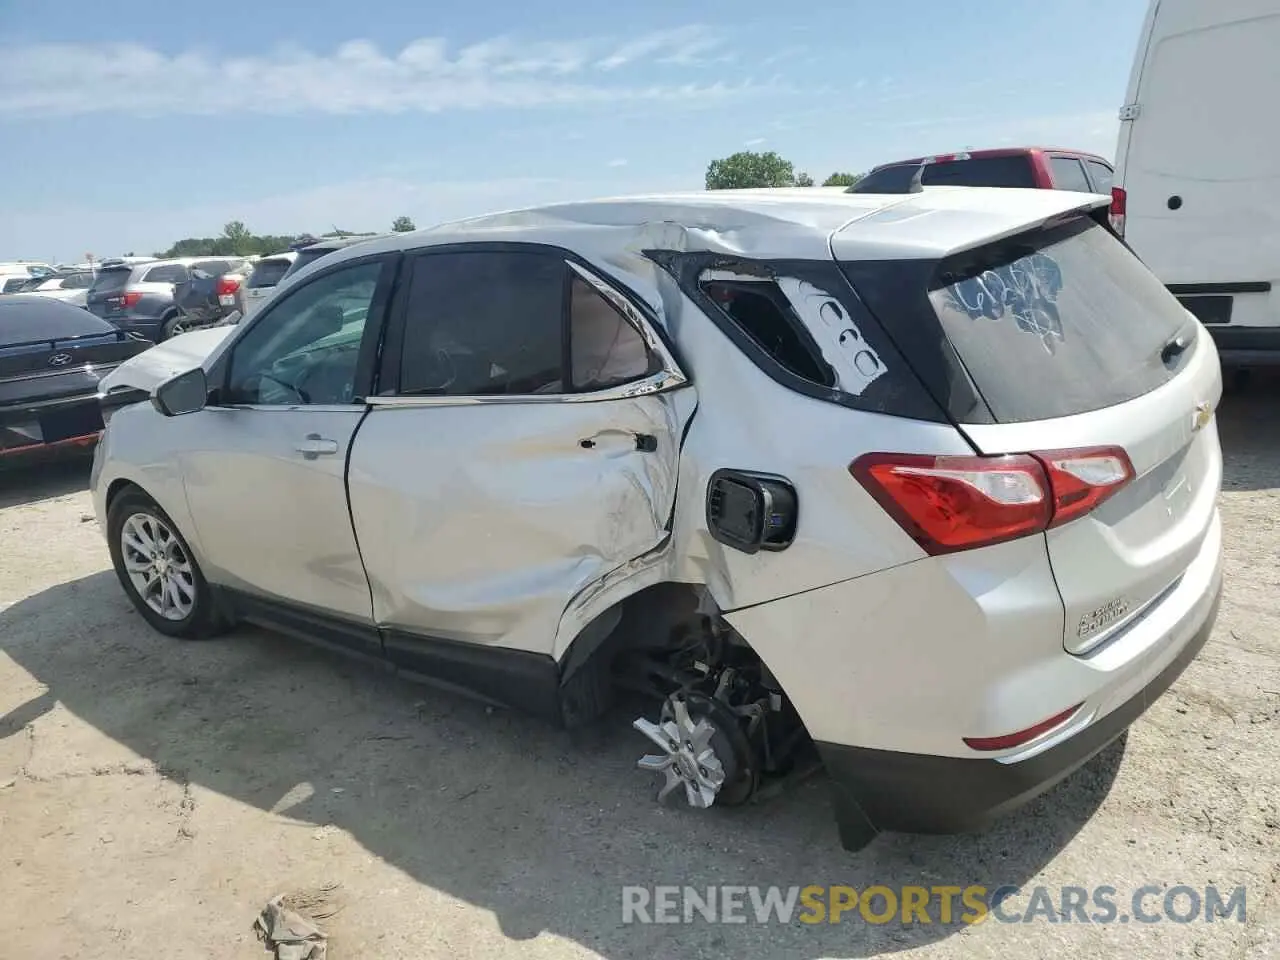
[{"xmin": 152, "ymin": 367, "xmax": 208, "ymax": 417}]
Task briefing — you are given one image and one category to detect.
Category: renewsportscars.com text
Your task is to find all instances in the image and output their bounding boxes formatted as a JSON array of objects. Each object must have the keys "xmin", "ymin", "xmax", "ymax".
[{"xmin": 620, "ymin": 884, "xmax": 1247, "ymax": 925}]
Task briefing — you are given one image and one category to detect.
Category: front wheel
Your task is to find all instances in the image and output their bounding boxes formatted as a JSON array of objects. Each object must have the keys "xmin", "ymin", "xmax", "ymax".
[{"xmin": 106, "ymin": 487, "xmax": 229, "ymax": 639}]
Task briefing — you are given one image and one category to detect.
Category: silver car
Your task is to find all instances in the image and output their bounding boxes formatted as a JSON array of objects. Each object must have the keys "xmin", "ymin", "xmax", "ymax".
[{"xmin": 91, "ymin": 187, "xmax": 1223, "ymax": 849}]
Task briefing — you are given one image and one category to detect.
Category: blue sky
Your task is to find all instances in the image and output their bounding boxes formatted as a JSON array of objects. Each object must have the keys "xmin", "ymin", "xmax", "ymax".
[{"xmin": 0, "ymin": 0, "xmax": 1149, "ymax": 261}]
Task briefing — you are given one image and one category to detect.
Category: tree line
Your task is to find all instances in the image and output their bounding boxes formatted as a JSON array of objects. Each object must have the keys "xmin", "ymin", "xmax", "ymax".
[
  {"xmin": 705, "ymin": 151, "xmax": 862, "ymax": 190},
  {"xmin": 154, "ymin": 216, "xmax": 419, "ymax": 259}
]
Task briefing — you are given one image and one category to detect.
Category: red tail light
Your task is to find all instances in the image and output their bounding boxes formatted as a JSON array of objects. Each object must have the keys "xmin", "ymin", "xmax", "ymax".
[
  {"xmin": 1036, "ymin": 446, "xmax": 1134, "ymax": 528},
  {"xmin": 215, "ymin": 276, "xmax": 241, "ymax": 296},
  {"xmin": 1110, "ymin": 187, "xmax": 1127, "ymax": 237},
  {"xmin": 963, "ymin": 703, "xmax": 1084, "ymax": 751},
  {"xmin": 850, "ymin": 446, "xmax": 1134, "ymax": 555},
  {"xmin": 120, "ymin": 291, "xmax": 143, "ymax": 308}
]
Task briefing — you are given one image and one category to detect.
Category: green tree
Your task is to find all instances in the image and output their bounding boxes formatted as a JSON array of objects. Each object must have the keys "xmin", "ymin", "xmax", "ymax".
[
  {"xmin": 221, "ymin": 220, "xmax": 254, "ymax": 255},
  {"xmin": 822, "ymin": 172, "xmax": 862, "ymax": 187},
  {"xmin": 391, "ymin": 215, "xmax": 416, "ymax": 232},
  {"xmin": 705, "ymin": 150, "xmax": 796, "ymax": 190},
  {"xmin": 795, "ymin": 171, "xmax": 815, "ymax": 187}
]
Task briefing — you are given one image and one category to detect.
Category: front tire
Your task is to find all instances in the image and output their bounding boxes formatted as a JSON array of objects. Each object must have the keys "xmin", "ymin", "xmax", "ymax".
[{"xmin": 106, "ymin": 487, "xmax": 228, "ymax": 639}]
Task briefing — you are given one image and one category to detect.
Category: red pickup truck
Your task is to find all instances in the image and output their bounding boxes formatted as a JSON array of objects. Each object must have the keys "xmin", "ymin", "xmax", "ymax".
[{"xmin": 850, "ymin": 146, "xmax": 1115, "ymax": 196}]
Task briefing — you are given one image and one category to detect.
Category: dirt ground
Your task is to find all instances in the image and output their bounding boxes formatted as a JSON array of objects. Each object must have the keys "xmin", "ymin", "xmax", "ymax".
[{"xmin": 1, "ymin": 383, "xmax": 1278, "ymax": 960}]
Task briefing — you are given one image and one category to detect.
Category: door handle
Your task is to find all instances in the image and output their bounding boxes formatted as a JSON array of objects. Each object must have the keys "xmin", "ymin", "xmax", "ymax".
[
  {"xmin": 294, "ymin": 434, "xmax": 339, "ymax": 459},
  {"xmin": 579, "ymin": 432, "xmax": 659, "ymax": 452}
]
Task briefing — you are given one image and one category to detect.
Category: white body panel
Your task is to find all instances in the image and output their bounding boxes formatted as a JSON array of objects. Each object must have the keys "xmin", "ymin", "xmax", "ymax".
[{"xmin": 1116, "ymin": 0, "xmax": 1280, "ymax": 326}]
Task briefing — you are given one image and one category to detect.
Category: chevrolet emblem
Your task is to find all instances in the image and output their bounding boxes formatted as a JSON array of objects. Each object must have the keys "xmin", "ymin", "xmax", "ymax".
[{"xmin": 1191, "ymin": 402, "xmax": 1212, "ymax": 432}]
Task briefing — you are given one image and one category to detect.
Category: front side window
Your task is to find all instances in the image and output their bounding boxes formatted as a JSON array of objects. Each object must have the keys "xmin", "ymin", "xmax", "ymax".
[
  {"xmin": 398, "ymin": 250, "xmax": 659, "ymax": 398},
  {"xmin": 225, "ymin": 260, "xmax": 382, "ymax": 406}
]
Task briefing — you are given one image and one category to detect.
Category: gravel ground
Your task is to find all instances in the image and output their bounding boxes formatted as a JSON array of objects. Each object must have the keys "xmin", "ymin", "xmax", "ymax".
[{"xmin": 1, "ymin": 383, "xmax": 1278, "ymax": 960}]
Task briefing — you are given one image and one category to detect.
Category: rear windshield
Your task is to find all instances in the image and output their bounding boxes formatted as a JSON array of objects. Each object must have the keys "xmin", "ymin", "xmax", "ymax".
[
  {"xmin": 931, "ymin": 220, "xmax": 1192, "ymax": 421},
  {"xmin": 247, "ymin": 258, "xmax": 293, "ymax": 288},
  {"xmin": 0, "ymin": 297, "xmax": 117, "ymax": 344},
  {"xmin": 852, "ymin": 156, "xmax": 1038, "ymax": 193},
  {"xmin": 841, "ymin": 218, "xmax": 1196, "ymax": 423},
  {"xmin": 89, "ymin": 267, "xmax": 133, "ymax": 294}
]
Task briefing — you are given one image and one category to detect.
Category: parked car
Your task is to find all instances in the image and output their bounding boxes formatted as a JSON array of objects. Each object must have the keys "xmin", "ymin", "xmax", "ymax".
[
  {"xmin": 91, "ymin": 187, "xmax": 1222, "ymax": 850},
  {"xmin": 278, "ymin": 236, "xmax": 390, "ymax": 285},
  {"xmin": 5, "ymin": 271, "xmax": 95, "ymax": 307},
  {"xmin": 86, "ymin": 257, "xmax": 252, "ymax": 341},
  {"xmin": 1113, "ymin": 0, "xmax": 1279, "ymax": 367},
  {"xmin": 240, "ymin": 252, "xmax": 298, "ymax": 318},
  {"xmin": 850, "ymin": 147, "xmax": 1114, "ymax": 197},
  {"xmin": 0, "ymin": 261, "xmax": 56, "ymax": 292},
  {"xmin": 0, "ymin": 297, "xmax": 150, "ymax": 463}
]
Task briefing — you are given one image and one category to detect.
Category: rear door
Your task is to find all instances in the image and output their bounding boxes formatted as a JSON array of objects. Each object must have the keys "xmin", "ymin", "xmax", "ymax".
[
  {"xmin": 85, "ymin": 266, "xmax": 134, "ymax": 319},
  {"xmin": 843, "ymin": 214, "xmax": 1222, "ymax": 655},
  {"xmin": 1119, "ymin": 0, "xmax": 1280, "ymax": 327},
  {"xmin": 348, "ymin": 246, "xmax": 695, "ymax": 667}
]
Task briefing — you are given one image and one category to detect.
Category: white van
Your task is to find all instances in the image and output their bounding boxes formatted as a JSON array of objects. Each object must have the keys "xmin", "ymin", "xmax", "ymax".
[{"xmin": 1114, "ymin": 0, "xmax": 1280, "ymax": 366}]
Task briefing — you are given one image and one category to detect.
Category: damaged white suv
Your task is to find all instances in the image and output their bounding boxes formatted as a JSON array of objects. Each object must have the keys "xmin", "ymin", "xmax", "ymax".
[{"xmin": 92, "ymin": 187, "xmax": 1223, "ymax": 850}]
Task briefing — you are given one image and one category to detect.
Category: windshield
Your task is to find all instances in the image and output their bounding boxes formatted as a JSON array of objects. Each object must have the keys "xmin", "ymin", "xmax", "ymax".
[
  {"xmin": 851, "ymin": 155, "xmax": 1038, "ymax": 193},
  {"xmin": 247, "ymin": 258, "xmax": 293, "ymax": 289}
]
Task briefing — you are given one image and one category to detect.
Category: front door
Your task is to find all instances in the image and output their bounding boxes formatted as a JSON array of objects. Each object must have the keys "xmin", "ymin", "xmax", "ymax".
[
  {"xmin": 347, "ymin": 247, "xmax": 695, "ymax": 674},
  {"xmin": 178, "ymin": 256, "xmax": 397, "ymax": 655}
]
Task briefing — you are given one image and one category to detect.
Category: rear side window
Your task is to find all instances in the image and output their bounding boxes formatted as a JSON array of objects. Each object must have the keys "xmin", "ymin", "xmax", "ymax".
[
  {"xmin": 397, "ymin": 250, "xmax": 661, "ymax": 397},
  {"xmin": 927, "ymin": 219, "xmax": 1192, "ymax": 422},
  {"xmin": 698, "ymin": 274, "xmax": 833, "ymax": 386},
  {"xmin": 247, "ymin": 259, "xmax": 292, "ymax": 288},
  {"xmin": 569, "ymin": 274, "xmax": 659, "ymax": 390},
  {"xmin": 89, "ymin": 268, "xmax": 133, "ymax": 293},
  {"xmin": 191, "ymin": 260, "xmax": 231, "ymax": 276},
  {"xmin": 1085, "ymin": 160, "xmax": 1113, "ymax": 195},
  {"xmin": 143, "ymin": 264, "xmax": 189, "ymax": 283},
  {"xmin": 1049, "ymin": 156, "xmax": 1092, "ymax": 192}
]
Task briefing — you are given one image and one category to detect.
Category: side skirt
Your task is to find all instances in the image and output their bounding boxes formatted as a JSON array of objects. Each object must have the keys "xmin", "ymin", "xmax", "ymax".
[{"xmin": 217, "ymin": 588, "xmax": 564, "ymax": 724}]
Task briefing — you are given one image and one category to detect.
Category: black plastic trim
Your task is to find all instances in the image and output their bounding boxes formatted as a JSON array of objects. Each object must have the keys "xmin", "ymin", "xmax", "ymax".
[
  {"xmin": 220, "ymin": 587, "xmax": 384, "ymax": 661},
  {"xmin": 816, "ymin": 581, "xmax": 1221, "ymax": 850},
  {"xmin": 1209, "ymin": 325, "xmax": 1280, "ymax": 367},
  {"xmin": 646, "ymin": 250, "xmax": 948, "ymax": 423},
  {"xmin": 1168, "ymin": 281, "xmax": 1271, "ymax": 296},
  {"xmin": 382, "ymin": 629, "xmax": 563, "ymax": 723}
]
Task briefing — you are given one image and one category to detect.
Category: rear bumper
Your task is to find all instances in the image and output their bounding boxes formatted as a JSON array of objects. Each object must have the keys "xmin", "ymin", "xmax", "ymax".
[
  {"xmin": 817, "ymin": 577, "xmax": 1220, "ymax": 847},
  {"xmin": 1207, "ymin": 325, "xmax": 1280, "ymax": 367},
  {"xmin": 0, "ymin": 392, "xmax": 104, "ymax": 461}
]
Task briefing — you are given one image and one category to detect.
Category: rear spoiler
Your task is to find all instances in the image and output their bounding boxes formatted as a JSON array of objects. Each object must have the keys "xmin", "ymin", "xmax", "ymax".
[{"xmin": 832, "ymin": 192, "xmax": 1113, "ymax": 263}]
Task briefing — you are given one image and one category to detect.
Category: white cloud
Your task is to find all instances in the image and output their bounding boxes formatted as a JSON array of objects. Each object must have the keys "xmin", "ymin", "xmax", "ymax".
[
  {"xmin": 606, "ymin": 159, "xmax": 628, "ymax": 168},
  {"xmin": 744, "ymin": 137, "xmax": 767, "ymax": 147},
  {"xmin": 0, "ymin": 27, "xmax": 754, "ymax": 119},
  {"xmin": 595, "ymin": 25, "xmax": 718, "ymax": 70}
]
